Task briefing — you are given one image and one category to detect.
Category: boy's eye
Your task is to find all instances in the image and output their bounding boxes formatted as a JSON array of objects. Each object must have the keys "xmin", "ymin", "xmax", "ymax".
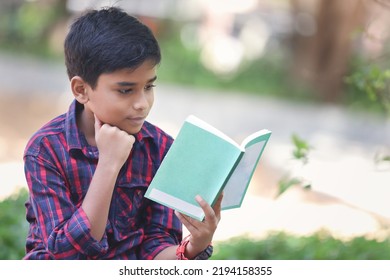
[
  {"xmin": 118, "ymin": 84, "xmax": 156, "ymax": 94},
  {"xmin": 118, "ymin": 88, "xmax": 133, "ymax": 94},
  {"xmin": 145, "ymin": 84, "xmax": 156, "ymax": 91}
]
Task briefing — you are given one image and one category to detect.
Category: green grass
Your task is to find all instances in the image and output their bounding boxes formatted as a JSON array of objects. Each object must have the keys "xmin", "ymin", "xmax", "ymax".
[
  {"xmin": 0, "ymin": 188, "xmax": 28, "ymax": 260},
  {"xmin": 211, "ymin": 232, "xmax": 390, "ymax": 260}
]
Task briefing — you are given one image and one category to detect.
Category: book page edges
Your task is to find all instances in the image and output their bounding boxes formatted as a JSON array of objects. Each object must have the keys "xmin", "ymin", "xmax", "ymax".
[{"xmin": 146, "ymin": 188, "xmax": 205, "ymax": 221}]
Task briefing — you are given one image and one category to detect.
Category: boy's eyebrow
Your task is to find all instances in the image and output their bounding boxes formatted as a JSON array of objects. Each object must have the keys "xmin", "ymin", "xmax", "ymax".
[{"xmin": 116, "ymin": 76, "xmax": 157, "ymax": 87}]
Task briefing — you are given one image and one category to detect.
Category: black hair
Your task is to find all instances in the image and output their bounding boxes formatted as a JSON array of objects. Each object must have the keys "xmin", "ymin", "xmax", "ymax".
[{"xmin": 64, "ymin": 6, "xmax": 161, "ymax": 89}]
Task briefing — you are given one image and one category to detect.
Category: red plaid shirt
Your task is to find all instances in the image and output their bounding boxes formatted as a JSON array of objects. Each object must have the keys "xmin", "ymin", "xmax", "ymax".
[{"xmin": 23, "ymin": 100, "xmax": 182, "ymax": 259}]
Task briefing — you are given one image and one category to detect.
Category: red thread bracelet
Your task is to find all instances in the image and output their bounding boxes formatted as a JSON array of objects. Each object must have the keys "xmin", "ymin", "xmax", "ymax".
[
  {"xmin": 176, "ymin": 235, "xmax": 191, "ymax": 260},
  {"xmin": 176, "ymin": 235, "xmax": 213, "ymax": 260}
]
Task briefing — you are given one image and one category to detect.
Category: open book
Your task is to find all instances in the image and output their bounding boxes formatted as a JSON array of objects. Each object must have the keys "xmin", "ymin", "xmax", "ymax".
[{"xmin": 145, "ymin": 115, "xmax": 272, "ymax": 221}]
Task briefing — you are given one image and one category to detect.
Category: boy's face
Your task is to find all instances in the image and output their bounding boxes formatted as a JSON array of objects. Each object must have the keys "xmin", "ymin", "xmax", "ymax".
[{"xmin": 86, "ymin": 60, "xmax": 157, "ymax": 135}]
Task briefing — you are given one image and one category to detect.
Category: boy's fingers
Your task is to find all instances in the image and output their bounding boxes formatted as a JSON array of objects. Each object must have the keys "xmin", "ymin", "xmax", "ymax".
[
  {"xmin": 175, "ymin": 211, "xmax": 198, "ymax": 232},
  {"xmin": 195, "ymin": 195, "xmax": 217, "ymax": 223},
  {"xmin": 212, "ymin": 192, "xmax": 223, "ymax": 220}
]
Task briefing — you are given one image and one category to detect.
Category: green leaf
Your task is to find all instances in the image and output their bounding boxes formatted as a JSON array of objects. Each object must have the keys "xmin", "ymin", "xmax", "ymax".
[
  {"xmin": 291, "ymin": 133, "xmax": 312, "ymax": 163},
  {"xmin": 277, "ymin": 176, "xmax": 301, "ymax": 197}
]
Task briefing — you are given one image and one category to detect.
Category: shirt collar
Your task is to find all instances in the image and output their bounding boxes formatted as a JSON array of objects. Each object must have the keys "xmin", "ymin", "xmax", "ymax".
[
  {"xmin": 134, "ymin": 121, "xmax": 156, "ymax": 143},
  {"xmin": 65, "ymin": 100, "xmax": 86, "ymax": 152}
]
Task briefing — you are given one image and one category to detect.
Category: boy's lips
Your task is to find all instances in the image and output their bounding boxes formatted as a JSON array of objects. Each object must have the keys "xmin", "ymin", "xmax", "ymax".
[{"xmin": 127, "ymin": 116, "xmax": 146, "ymax": 126}]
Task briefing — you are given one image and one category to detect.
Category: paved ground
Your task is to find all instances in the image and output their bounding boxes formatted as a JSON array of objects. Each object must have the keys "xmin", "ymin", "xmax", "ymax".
[{"xmin": 1, "ymin": 52, "xmax": 389, "ymax": 241}]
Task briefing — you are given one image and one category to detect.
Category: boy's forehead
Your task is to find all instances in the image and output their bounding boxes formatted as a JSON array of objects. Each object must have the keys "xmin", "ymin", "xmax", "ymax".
[{"xmin": 97, "ymin": 63, "xmax": 157, "ymax": 84}]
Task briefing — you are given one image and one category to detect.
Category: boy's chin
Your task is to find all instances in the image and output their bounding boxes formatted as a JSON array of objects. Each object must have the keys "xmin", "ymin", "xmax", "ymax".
[
  {"xmin": 122, "ymin": 118, "xmax": 146, "ymax": 134},
  {"xmin": 123, "ymin": 124, "xmax": 143, "ymax": 136}
]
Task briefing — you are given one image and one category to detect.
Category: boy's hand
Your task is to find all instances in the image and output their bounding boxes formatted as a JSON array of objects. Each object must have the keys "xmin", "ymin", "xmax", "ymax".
[
  {"xmin": 175, "ymin": 192, "xmax": 223, "ymax": 259},
  {"xmin": 94, "ymin": 114, "xmax": 135, "ymax": 169}
]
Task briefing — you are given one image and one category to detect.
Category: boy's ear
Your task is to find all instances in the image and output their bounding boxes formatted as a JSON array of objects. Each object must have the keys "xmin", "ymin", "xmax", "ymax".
[{"xmin": 70, "ymin": 76, "xmax": 89, "ymax": 104}]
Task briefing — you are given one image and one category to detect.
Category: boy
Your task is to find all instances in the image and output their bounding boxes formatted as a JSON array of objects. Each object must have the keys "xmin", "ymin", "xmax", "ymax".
[{"xmin": 23, "ymin": 6, "xmax": 222, "ymax": 260}]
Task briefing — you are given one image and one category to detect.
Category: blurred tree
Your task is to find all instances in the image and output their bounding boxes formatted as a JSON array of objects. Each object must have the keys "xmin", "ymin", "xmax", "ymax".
[
  {"xmin": 289, "ymin": 0, "xmax": 366, "ymax": 103},
  {"xmin": 0, "ymin": 0, "xmax": 69, "ymax": 55},
  {"xmin": 0, "ymin": 0, "xmax": 24, "ymax": 43}
]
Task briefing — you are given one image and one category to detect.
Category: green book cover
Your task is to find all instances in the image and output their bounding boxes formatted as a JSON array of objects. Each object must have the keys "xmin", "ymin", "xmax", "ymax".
[{"xmin": 145, "ymin": 115, "xmax": 271, "ymax": 221}]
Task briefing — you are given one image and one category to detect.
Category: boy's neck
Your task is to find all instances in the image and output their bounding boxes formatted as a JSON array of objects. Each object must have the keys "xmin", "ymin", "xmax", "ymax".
[{"xmin": 77, "ymin": 106, "xmax": 97, "ymax": 146}]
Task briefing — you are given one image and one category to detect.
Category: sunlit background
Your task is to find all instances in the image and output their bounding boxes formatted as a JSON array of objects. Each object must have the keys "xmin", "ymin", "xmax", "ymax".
[{"xmin": 1, "ymin": 0, "xmax": 390, "ymax": 259}]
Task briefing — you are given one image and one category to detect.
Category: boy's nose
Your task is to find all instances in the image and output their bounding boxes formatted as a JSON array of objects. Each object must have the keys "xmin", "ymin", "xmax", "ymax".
[{"xmin": 133, "ymin": 91, "xmax": 149, "ymax": 111}]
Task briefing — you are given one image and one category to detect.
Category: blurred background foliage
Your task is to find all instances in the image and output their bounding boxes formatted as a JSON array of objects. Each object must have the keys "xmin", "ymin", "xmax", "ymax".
[
  {"xmin": 1, "ymin": 0, "xmax": 390, "ymax": 260},
  {"xmin": 0, "ymin": 0, "xmax": 389, "ymax": 113}
]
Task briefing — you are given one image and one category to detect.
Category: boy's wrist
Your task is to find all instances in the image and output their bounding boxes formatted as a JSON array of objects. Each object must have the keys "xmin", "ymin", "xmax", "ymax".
[
  {"xmin": 176, "ymin": 235, "xmax": 213, "ymax": 260},
  {"xmin": 97, "ymin": 155, "xmax": 123, "ymax": 171}
]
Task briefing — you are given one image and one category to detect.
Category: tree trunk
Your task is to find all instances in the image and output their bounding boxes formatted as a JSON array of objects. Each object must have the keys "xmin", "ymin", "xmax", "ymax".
[{"xmin": 290, "ymin": 0, "xmax": 366, "ymax": 103}]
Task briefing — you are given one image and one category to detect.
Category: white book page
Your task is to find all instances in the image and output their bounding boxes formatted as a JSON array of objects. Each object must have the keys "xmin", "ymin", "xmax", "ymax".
[
  {"xmin": 221, "ymin": 140, "xmax": 266, "ymax": 209},
  {"xmin": 147, "ymin": 188, "xmax": 205, "ymax": 221},
  {"xmin": 186, "ymin": 115, "xmax": 242, "ymax": 150}
]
